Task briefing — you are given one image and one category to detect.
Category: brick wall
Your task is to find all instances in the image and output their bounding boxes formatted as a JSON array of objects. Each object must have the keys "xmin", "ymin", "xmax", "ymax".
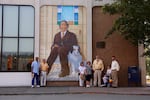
[{"xmin": 92, "ymin": 7, "xmax": 139, "ymax": 87}]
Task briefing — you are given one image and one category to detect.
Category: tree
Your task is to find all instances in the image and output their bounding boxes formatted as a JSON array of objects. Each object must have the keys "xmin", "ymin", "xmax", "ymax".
[{"xmin": 102, "ymin": 0, "xmax": 150, "ymax": 56}]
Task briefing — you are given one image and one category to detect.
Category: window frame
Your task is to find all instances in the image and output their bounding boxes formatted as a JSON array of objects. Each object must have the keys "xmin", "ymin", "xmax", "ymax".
[{"xmin": 0, "ymin": 4, "xmax": 35, "ymax": 72}]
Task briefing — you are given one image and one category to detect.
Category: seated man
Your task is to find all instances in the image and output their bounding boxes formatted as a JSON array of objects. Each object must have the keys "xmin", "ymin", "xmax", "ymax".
[{"xmin": 47, "ymin": 20, "xmax": 78, "ymax": 77}]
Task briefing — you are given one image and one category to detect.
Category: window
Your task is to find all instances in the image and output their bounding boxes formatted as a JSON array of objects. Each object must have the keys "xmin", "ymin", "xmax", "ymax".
[
  {"xmin": 18, "ymin": 38, "xmax": 34, "ymax": 71},
  {"xmin": 0, "ymin": 6, "xmax": 2, "ymax": 69},
  {"xmin": 3, "ymin": 6, "xmax": 18, "ymax": 37},
  {"xmin": 57, "ymin": 6, "xmax": 79, "ymax": 25},
  {"xmin": 19, "ymin": 6, "xmax": 34, "ymax": 37},
  {"xmin": 0, "ymin": 5, "xmax": 2, "ymax": 36},
  {"xmin": 0, "ymin": 5, "xmax": 34, "ymax": 71},
  {"xmin": 2, "ymin": 38, "xmax": 18, "ymax": 71}
]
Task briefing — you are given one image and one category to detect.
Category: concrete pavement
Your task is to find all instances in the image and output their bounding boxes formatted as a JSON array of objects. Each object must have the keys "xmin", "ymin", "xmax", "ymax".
[
  {"xmin": 0, "ymin": 94, "xmax": 150, "ymax": 100},
  {"xmin": 0, "ymin": 87, "xmax": 150, "ymax": 95}
]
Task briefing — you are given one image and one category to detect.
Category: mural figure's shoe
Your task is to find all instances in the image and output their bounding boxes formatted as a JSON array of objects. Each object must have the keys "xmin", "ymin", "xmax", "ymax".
[{"xmin": 59, "ymin": 72, "xmax": 69, "ymax": 77}]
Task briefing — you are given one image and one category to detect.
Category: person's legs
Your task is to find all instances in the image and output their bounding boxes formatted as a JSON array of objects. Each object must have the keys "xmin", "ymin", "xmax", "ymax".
[
  {"xmin": 58, "ymin": 47, "xmax": 69, "ymax": 77},
  {"xmin": 79, "ymin": 75, "xmax": 84, "ymax": 86},
  {"xmin": 97, "ymin": 70, "xmax": 102, "ymax": 87},
  {"xmin": 86, "ymin": 75, "xmax": 91, "ymax": 87},
  {"xmin": 35, "ymin": 73, "xmax": 40, "ymax": 86},
  {"xmin": 32, "ymin": 73, "xmax": 35, "ymax": 86},
  {"xmin": 111, "ymin": 71, "xmax": 118, "ymax": 87},
  {"xmin": 90, "ymin": 74, "xmax": 94, "ymax": 86},
  {"xmin": 86, "ymin": 81, "xmax": 90, "ymax": 87},
  {"xmin": 90, "ymin": 79, "xmax": 93, "ymax": 86},
  {"xmin": 43, "ymin": 72, "xmax": 47, "ymax": 86},
  {"xmin": 47, "ymin": 47, "xmax": 59, "ymax": 72},
  {"xmin": 94, "ymin": 70, "xmax": 98, "ymax": 87},
  {"xmin": 40, "ymin": 71, "xmax": 44, "ymax": 86}
]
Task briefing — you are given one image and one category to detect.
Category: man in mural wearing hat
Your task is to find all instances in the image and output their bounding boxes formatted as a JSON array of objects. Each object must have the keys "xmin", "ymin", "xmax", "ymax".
[{"xmin": 47, "ymin": 20, "xmax": 78, "ymax": 77}]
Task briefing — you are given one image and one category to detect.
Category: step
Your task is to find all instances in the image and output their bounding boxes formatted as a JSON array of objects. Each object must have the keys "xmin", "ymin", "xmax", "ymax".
[{"xmin": 46, "ymin": 81, "xmax": 79, "ymax": 86}]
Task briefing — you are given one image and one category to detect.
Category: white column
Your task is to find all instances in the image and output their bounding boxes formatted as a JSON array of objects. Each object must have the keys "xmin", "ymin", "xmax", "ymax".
[
  {"xmin": 138, "ymin": 44, "xmax": 146, "ymax": 87},
  {"xmin": 86, "ymin": 0, "xmax": 93, "ymax": 62},
  {"xmin": 34, "ymin": 0, "xmax": 40, "ymax": 57}
]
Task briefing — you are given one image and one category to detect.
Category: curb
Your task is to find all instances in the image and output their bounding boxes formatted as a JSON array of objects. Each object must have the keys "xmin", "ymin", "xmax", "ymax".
[
  {"xmin": 0, "ymin": 87, "xmax": 150, "ymax": 96},
  {"xmin": 0, "ymin": 91, "xmax": 150, "ymax": 96}
]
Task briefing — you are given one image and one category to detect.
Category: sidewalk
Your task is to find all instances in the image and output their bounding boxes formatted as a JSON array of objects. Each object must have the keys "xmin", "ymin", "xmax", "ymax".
[{"xmin": 0, "ymin": 87, "xmax": 150, "ymax": 95}]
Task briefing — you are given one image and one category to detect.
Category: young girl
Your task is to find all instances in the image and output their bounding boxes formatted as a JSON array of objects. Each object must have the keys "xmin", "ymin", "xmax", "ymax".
[
  {"xmin": 78, "ymin": 61, "xmax": 86, "ymax": 87},
  {"xmin": 85, "ymin": 61, "xmax": 93, "ymax": 88}
]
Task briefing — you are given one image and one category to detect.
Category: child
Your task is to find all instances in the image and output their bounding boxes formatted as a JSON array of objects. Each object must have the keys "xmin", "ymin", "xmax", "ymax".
[
  {"xmin": 102, "ymin": 65, "xmax": 112, "ymax": 87},
  {"xmin": 78, "ymin": 61, "xmax": 86, "ymax": 87},
  {"xmin": 85, "ymin": 61, "xmax": 92, "ymax": 88}
]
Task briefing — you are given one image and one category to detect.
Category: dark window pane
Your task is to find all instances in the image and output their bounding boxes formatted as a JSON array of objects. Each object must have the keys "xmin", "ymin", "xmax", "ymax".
[
  {"xmin": 2, "ymin": 38, "xmax": 18, "ymax": 71},
  {"xmin": 0, "ymin": 38, "xmax": 1, "ymax": 70},
  {"xmin": 0, "ymin": 5, "xmax": 2, "ymax": 36},
  {"xmin": 18, "ymin": 38, "xmax": 34, "ymax": 71},
  {"xmin": 2, "ymin": 53, "xmax": 18, "ymax": 71},
  {"xmin": 18, "ymin": 53, "xmax": 33, "ymax": 71}
]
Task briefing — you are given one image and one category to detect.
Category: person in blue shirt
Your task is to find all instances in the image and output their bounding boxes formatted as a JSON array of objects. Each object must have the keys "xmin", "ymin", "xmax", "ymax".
[{"xmin": 31, "ymin": 57, "xmax": 40, "ymax": 88}]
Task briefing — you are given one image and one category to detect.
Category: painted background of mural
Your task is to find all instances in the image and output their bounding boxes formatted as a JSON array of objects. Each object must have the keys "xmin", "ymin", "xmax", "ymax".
[
  {"xmin": 40, "ymin": 6, "xmax": 87, "ymax": 81},
  {"xmin": 57, "ymin": 6, "xmax": 79, "ymax": 25}
]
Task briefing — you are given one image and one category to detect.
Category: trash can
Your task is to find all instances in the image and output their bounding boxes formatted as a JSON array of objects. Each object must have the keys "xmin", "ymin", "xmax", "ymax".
[{"xmin": 128, "ymin": 66, "xmax": 140, "ymax": 86}]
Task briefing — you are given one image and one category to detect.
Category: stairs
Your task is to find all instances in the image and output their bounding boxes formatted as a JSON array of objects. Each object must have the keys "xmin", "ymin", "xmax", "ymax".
[{"xmin": 46, "ymin": 81, "xmax": 79, "ymax": 86}]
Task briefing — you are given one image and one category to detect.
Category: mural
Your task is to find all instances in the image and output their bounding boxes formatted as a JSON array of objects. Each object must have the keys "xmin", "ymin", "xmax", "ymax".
[{"xmin": 40, "ymin": 6, "xmax": 87, "ymax": 81}]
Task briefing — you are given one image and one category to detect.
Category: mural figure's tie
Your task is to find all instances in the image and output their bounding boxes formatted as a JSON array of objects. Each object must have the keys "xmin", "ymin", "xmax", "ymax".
[{"xmin": 62, "ymin": 32, "xmax": 65, "ymax": 39}]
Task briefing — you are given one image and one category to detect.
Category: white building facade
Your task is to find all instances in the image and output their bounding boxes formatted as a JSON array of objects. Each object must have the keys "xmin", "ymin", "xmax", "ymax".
[{"xmin": 0, "ymin": 0, "xmax": 146, "ymax": 86}]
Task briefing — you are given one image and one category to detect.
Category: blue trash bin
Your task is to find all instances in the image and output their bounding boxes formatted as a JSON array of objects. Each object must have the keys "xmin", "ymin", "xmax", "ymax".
[{"xmin": 128, "ymin": 66, "xmax": 140, "ymax": 86}]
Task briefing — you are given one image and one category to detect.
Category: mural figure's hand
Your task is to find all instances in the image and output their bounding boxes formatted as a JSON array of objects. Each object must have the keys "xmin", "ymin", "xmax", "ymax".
[{"xmin": 52, "ymin": 44, "xmax": 59, "ymax": 49}]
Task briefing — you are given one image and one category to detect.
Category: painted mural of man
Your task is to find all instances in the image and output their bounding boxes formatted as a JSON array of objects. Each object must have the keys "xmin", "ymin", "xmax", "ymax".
[{"xmin": 47, "ymin": 20, "xmax": 78, "ymax": 77}]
